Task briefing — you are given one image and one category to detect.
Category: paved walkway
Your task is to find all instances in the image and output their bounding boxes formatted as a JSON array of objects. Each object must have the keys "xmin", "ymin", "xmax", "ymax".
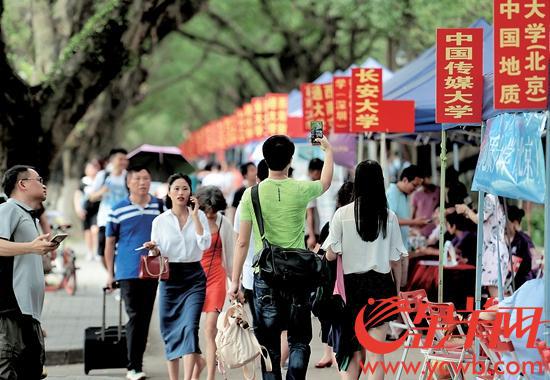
[{"xmin": 43, "ymin": 242, "xmax": 427, "ymax": 379}]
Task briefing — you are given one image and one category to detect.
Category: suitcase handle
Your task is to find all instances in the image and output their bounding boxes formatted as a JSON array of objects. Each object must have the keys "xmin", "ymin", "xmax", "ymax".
[{"xmin": 101, "ymin": 286, "xmax": 123, "ymax": 341}]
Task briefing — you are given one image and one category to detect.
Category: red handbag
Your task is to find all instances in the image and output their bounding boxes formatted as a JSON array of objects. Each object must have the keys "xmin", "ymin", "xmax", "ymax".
[{"xmin": 139, "ymin": 255, "xmax": 169, "ymax": 280}]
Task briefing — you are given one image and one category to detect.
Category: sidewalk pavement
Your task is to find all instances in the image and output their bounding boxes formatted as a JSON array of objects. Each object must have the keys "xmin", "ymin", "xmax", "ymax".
[
  {"xmin": 44, "ymin": 241, "xmax": 425, "ymax": 379},
  {"xmin": 43, "ymin": 241, "xmax": 126, "ymax": 366}
]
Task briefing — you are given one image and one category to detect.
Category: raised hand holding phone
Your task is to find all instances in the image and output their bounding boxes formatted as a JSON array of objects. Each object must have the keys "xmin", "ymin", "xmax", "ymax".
[{"xmin": 310, "ymin": 120, "xmax": 324, "ymax": 145}]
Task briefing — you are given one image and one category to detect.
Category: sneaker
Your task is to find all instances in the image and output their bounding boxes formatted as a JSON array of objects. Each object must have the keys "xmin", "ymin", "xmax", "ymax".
[{"xmin": 126, "ymin": 370, "xmax": 147, "ymax": 380}]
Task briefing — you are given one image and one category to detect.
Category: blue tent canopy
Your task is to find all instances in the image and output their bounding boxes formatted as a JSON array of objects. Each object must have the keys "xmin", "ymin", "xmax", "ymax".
[{"xmin": 383, "ymin": 18, "xmax": 511, "ymax": 132}]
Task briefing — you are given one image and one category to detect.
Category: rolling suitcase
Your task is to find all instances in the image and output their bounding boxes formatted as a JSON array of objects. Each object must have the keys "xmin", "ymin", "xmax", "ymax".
[{"xmin": 83, "ymin": 287, "xmax": 127, "ymax": 374}]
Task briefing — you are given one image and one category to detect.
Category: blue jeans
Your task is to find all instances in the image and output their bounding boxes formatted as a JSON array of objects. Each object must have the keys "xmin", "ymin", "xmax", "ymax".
[{"xmin": 253, "ymin": 276, "xmax": 313, "ymax": 380}]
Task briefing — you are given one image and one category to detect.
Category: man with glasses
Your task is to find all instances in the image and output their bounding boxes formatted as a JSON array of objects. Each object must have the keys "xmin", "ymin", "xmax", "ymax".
[
  {"xmin": 105, "ymin": 166, "xmax": 163, "ymax": 380},
  {"xmin": 0, "ymin": 165, "xmax": 59, "ymax": 379}
]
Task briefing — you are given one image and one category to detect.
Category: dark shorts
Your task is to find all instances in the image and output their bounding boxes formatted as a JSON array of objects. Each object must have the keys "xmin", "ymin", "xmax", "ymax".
[
  {"xmin": 0, "ymin": 314, "xmax": 45, "ymax": 380},
  {"xmin": 97, "ymin": 226, "xmax": 106, "ymax": 256},
  {"xmin": 82, "ymin": 212, "xmax": 98, "ymax": 230}
]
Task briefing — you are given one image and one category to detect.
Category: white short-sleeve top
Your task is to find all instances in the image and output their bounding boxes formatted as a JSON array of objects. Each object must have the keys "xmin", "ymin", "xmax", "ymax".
[
  {"xmin": 151, "ymin": 208, "xmax": 211, "ymax": 263},
  {"xmin": 321, "ymin": 203, "xmax": 407, "ymax": 275}
]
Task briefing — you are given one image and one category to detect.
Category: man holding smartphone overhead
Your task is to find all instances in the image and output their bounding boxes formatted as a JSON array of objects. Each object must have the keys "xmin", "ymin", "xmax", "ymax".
[
  {"xmin": 229, "ymin": 134, "xmax": 334, "ymax": 380},
  {"xmin": 0, "ymin": 165, "xmax": 59, "ymax": 379},
  {"xmin": 105, "ymin": 166, "xmax": 163, "ymax": 380}
]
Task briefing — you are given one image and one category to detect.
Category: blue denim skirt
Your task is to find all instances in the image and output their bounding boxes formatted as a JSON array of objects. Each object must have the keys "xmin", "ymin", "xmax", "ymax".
[{"xmin": 159, "ymin": 262, "xmax": 206, "ymax": 360}]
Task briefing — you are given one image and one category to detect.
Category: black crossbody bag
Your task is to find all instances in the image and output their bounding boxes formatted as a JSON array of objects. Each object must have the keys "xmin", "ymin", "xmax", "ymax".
[{"xmin": 250, "ymin": 185, "xmax": 325, "ymax": 288}]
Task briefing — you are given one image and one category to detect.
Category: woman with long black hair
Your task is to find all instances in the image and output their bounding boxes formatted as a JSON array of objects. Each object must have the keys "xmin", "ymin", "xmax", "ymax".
[
  {"xmin": 322, "ymin": 160, "xmax": 406, "ymax": 380},
  {"xmin": 144, "ymin": 173, "xmax": 211, "ymax": 380}
]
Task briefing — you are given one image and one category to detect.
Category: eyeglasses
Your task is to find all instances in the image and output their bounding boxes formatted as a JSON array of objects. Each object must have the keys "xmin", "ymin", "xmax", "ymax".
[{"xmin": 21, "ymin": 177, "xmax": 44, "ymax": 184}]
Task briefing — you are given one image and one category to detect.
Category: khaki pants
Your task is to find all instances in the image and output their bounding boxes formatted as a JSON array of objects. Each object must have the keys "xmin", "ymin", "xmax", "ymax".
[{"xmin": 0, "ymin": 314, "xmax": 44, "ymax": 380}]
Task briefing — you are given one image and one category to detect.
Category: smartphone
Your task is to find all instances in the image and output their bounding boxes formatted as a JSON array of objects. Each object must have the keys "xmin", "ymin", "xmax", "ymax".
[
  {"xmin": 310, "ymin": 121, "xmax": 324, "ymax": 145},
  {"xmin": 50, "ymin": 234, "xmax": 68, "ymax": 244}
]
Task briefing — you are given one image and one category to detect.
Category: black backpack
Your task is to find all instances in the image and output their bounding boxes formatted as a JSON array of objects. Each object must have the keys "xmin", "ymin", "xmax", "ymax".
[{"xmin": 250, "ymin": 185, "xmax": 327, "ymax": 289}]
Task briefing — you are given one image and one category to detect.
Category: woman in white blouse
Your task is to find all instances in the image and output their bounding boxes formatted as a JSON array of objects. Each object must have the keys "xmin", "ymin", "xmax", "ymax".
[
  {"xmin": 322, "ymin": 160, "xmax": 406, "ymax": 380},
  {"xmin": 144, "ymin": 174, "xmax": 211, "ymax": 380}
]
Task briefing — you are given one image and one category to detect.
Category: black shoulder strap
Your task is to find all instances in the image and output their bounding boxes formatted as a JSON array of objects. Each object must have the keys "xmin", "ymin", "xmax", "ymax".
[
  {"xmin": 102, "ymin": 171, "xmax": 111, "ymax": 186},
  {"xmin": 250, "ymin": 185, "xmax": 269, "ymax": 247},
  {"xmin": 157, "ymin": 197, "xmax": 164, "ymax": 213}
]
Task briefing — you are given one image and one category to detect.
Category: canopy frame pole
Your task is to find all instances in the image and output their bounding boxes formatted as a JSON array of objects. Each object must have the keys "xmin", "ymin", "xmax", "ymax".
[
  {"xmin": 380, "ymin": 133, "xmax": 388, "ymax": 188},
  {"xmin": 545, "ymin": 110, "xmax": 550, "ymax": 346},
  {"xmin": 357, "ymin": 133, "xmax": 365, "ymax": 164},
  {"xmin": 438, "ymin": 128, "xmax": 447, "ymax": 303},
  {"xmin": 474, "ymin": 122, "xmax": 486, "ymax": 359}
]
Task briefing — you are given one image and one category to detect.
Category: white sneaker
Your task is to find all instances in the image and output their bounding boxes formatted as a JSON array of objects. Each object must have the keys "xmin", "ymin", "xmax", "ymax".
[{"xmin": 126, "ymin": 370, "xmax": 146, "ymax": 380}]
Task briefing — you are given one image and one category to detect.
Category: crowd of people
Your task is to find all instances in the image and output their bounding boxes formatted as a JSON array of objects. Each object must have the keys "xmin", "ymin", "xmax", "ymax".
[{"xmin": 0, "ymin": 135, "xmax": 545, "ymax": 380}]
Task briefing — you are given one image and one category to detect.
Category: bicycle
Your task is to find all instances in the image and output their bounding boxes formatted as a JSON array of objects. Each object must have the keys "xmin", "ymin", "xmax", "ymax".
[{"xmin": 44, "ymin": 223, "xmax": 78, "ymax": 296}]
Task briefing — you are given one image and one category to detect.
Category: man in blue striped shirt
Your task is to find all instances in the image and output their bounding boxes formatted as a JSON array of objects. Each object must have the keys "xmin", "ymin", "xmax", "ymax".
[{"xmin": 105, "ymin": 166, "xmax": 163, "ymax": 380}]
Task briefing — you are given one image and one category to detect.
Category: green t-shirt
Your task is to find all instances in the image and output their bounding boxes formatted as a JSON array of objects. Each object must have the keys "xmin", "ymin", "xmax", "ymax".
[{"xmin": 240, "ymin": 178, "xmax": 324, "ymax": 253}]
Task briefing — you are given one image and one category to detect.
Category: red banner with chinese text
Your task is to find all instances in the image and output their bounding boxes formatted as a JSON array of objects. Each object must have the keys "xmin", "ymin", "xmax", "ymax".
[
  {"xmin": 242, "ymin": 103, "xmax": 255, "ymax": 143},
  {"xmin": 494, "ymin": 0, "xmax": 549, "ymax": 109},
  {"xmin": 436, "ymin": 28, "xmax": 484, "ymax": 124},
  {"xmin": 234, "ymin": 108, "xmax": 245, "ymax": 145},
  {"xmin": 265, "ymin": 93, "xmax": 288, "ymax": 136},
  {"xmin": 350, "ymin": 68, "xmax": 382, "ymax": 133},
  {"xmin": 322, "ymin": 84, "xmax": 334, "ymax": 133},
  {"xmin": 252, "ymin": 97, "xmax": 266, "ymax": 139},
  {"xmin": 301, "ymin": 83, "xmax": 330, "ymax": 134},
  {"xmin": 333, "ymin": 76, "xmax": 351, "ymax": 133}
]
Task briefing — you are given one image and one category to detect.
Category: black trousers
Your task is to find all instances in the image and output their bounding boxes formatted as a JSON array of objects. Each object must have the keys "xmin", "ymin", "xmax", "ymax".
[
  {"xmin": 0, "ymin": 314, "xmax": 44, "ymax": 380},
  {"xmin": 119, "ymin": 279, "xmax": 158, "ymax": 372}
]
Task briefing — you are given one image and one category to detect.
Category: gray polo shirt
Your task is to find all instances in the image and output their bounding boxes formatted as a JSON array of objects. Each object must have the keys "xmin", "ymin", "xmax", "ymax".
[{"xmin": 0, "ymin": 199, "xmax": 44, "ymax": 321}]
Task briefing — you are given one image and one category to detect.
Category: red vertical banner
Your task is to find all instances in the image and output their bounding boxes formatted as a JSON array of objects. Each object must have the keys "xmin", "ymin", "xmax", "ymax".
[
  {"xmin": 275, "ymin": 94, "xmax": 288, "ymax": 135},
  {"xmin": 333, "ymin": 76, "xmax": 351, "ymax": 133},
  {"xmin": 204, "ymin": 123, "xmax": 213, "ymax": 155},
  {"xmin": 350, "ymin": 68, "xmax": 382, "ymax": 133},
  {"xmin": 224, "ymin": 116, "xmax": 235, "ymax": 148},
  {"xmin": 301, "ymin": 83, "xmax": 329, "ymax": 133},
  {"xmin": 301, "ymin": 83, "xmax": 314, "ymax": 131},
  {"xmin": 494, "ymin": 0, "xmax": 549, "ymax": 109},
  {"xmin": 265, "ymin": 94, "xmax": 278, "ymax": 136},
  {"xmin": 252, "ymin": 97, "xmax": 266, "ymax": 139},
  {"xmin": 243, "ymin": 103, "xmax": 255, "ymax": 142},
  {"xmin": 230, "ymin": 114, "xmax": 238, "ymax": 146},
  {"xmin": 436, "ymin": 28, "xmax": 484, "ymax": 124},
  {"xmin": 235, "ymin": 108, "xmax": 245, "ymax": 145},
  {"xmin": 322, "ymin": 84, "xmax": 333, "ymax": 134}
]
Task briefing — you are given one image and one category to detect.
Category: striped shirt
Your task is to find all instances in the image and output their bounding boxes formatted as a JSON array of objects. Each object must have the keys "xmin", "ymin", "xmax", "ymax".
[{"xmin": 106, "ymin": 196, "xmax": 163, "ymax": 280}]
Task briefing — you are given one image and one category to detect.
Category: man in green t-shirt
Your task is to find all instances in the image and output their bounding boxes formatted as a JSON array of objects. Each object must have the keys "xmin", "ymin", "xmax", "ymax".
[{"xmin": 229, "ymin": 135, "xmax": 333, "ymax": 380}]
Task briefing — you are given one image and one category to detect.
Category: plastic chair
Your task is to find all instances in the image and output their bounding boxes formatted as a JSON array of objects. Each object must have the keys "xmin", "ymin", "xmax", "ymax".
[
  {"xmin": 475, "ymin": 319, "xmax": 527, "ymax": 379},
  {"xmin": 536, "ymin": 339, "xmax": 550, "ymax": 373},
  {"xmin": 418, "ymin": 301, "xmax": 489, "ymax": 380},
  {"xmin": 395, "ymin": 289, "xmax": 429, "ymax": 380}
]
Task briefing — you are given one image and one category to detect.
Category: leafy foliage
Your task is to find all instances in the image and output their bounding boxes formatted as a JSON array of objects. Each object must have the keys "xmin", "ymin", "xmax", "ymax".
[{"xmin": 121, "ymin": 0, "xmax": 492, "ymax": 147}]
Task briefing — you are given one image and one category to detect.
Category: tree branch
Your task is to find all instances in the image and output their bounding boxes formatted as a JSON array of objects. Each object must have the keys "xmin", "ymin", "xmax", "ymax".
[{"xmin": 147, "ymin": 45, "xmax": 211, "ymax": 95}]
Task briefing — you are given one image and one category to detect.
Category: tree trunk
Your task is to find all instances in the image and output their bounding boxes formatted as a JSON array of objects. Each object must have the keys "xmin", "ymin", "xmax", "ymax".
[
  {"xmin": 0, "ymin": 0, "xmax": 205, "ymax": 180},
  {"xmin": 31, "ymin": 0, "xmax": 58, "ymax": 81}
]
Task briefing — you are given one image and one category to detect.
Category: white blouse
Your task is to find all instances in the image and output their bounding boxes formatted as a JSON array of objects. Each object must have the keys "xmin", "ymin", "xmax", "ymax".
[
  {"xmin": 321, "ymin": 203, "xmax": 407, "ymax": 275},
  {"xmin": 151, "ymin": 209, "xmax": 211, "ymax": 263}
]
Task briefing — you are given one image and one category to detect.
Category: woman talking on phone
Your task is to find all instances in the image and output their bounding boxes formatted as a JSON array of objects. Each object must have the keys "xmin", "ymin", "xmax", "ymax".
[{"xmin": 144, "ymin": 173, "xmax": 211, "ymax": 380}]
